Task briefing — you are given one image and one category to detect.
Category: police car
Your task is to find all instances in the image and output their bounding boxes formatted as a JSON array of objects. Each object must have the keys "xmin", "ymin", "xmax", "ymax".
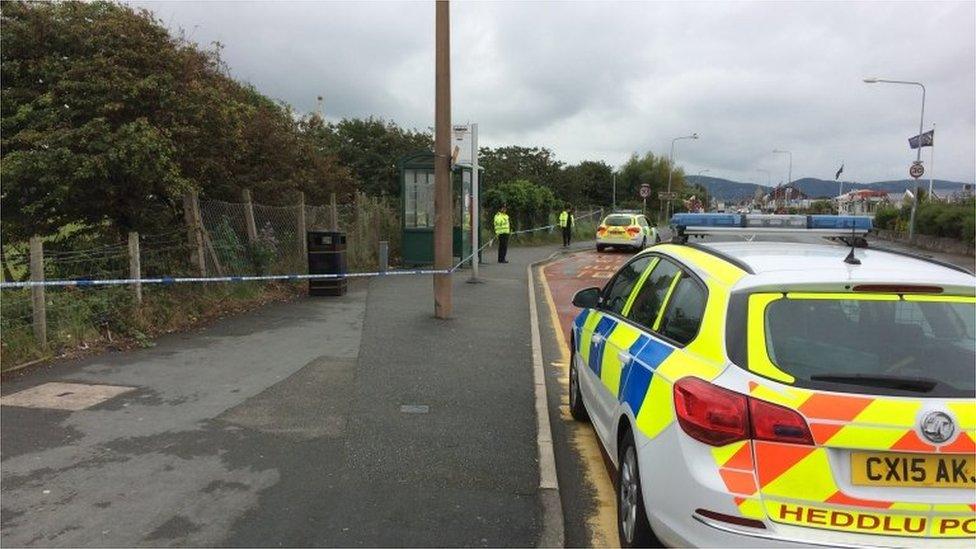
[
  {"xmin": 568, "ymin": 213, "xmax": 975, "ymax": 547},
  {"xmin": 596, "ymin": 213, "xmax": 659, "ymax": 252}
]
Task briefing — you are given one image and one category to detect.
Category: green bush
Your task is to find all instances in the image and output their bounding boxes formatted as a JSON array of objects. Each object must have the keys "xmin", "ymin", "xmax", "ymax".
[
  {"xmin": 874, "ymin": 199, "xmax": 974, "ymax": 245},
  {"xmin": 873, "ymin": 206, "xmax": 900, "ymax": 231},
  {"xmin": 483, "ymin": 179, "xmax": 558, "ymax": 231}
]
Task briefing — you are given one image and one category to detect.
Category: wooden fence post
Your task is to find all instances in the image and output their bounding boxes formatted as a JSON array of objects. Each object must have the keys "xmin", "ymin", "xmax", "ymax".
[
  {"xmin": 128, "ymin": 231, "xmax": 142, "ymax": 304},
  {"xmin": 330, "ymin": 192, "xmax": 339, "ymax": 232},
  {"xmin": 297, "ymin": 191, "xmax": 307, "ymax": 255},
  {"xmin": 29, "ymin": 236, "xmax": 47, "ymax": 347},
  {"xmin": 243, "ymin": 188, "xmax": 258, "ymax": 244},
  {"xmin": 182, "ymin": 191, "xmax": 207, "ymax": 277}
]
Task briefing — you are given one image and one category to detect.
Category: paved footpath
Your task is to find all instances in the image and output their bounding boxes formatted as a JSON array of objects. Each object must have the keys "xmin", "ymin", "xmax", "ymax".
[{"xmin": 1, "ymin": 244, "xmax": 585, "ymax": 547}]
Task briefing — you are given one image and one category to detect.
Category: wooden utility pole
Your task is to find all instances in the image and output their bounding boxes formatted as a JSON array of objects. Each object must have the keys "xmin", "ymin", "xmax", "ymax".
[
  {"xmin": 433, "ymin": 0, "xmax": 452, "ymax": 319},
  {"xmin": 242, "ymin": 189, "xmax": 258, "ymax": 244},
  {"xmin": 182, "ymin": 191, "xmax": 206, "ymax": 277},
  {"xmin": 128, "ymin": 232, "xmax": 142, "ymax": 304},
  {"xmin": 297, "ymin": 191, "xmax": 307, "ymax": 255},
  {"xmin": 29, "ymin": 236, "xmax": 46, "ymax": 347}
]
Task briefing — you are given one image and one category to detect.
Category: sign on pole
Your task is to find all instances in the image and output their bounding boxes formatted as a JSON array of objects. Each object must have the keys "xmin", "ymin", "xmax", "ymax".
[
  {"xmin": 639, "ymin": 184, "xmax": 651, "ymax": 198},
  {"xmin": 657, "ymin": 191, "xmax": 677, "ymax": 200},
  {"xmin": 909, "ymin": 161, "xmax": 924, "ymax": 180},
  {"xmin": 452, "ymin": 124, "xmax": 472, "ymax": 166}
]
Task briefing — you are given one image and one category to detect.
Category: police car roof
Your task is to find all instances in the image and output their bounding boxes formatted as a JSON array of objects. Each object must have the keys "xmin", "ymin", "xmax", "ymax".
[{"xmin": 695, "ymin": 241, "xmax": 976, "ymax": 294}]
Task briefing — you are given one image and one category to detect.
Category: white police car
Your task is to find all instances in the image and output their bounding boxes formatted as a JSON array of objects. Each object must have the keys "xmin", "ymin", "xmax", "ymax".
[{"xmin": 569, "ymin": 214, "xmax": 976, "ymax": 547}]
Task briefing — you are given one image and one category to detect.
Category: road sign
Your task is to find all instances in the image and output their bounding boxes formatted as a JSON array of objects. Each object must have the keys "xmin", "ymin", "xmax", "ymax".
[
  {"xmin": 909, "ymin": 161, "xmax": 924, "ymax": 179},
  {"xmin": 639, "ymin": 184, "xmax": 651, "ymax": 198},
  {"xmin": 657, "ymin": 191, "xmax": 677, "ymax": 200}
]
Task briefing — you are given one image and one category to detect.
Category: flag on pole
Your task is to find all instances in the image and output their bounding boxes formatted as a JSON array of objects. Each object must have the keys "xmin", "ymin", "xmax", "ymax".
[
  {"xmin": 834, "ymin": 163, "xmax": 844, "ymax": 180},
  {"xmin": 908, "ymin": 129, "xmax": 934, "ymax": 149}
]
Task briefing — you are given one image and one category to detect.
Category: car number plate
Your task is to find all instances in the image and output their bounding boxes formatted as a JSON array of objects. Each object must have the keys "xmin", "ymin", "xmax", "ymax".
[{"xmin": 851, "ymin": 452, "xmax": 975, "ymax": 488}]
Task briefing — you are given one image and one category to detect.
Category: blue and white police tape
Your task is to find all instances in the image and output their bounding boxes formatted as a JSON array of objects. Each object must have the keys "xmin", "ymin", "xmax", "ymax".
[
  {"xmin": 0, "ymin": 269, "xmax": 454, "ymax": 289},
  {"xmin": 0, "ymin": 210, "xmax": 599, "ymax": 289}
]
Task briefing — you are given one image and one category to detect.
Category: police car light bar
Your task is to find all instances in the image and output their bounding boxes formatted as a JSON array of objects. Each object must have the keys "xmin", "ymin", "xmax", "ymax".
[{"xmin": 671, "ymin": 213, "xmax": 872, "ymax": 237}]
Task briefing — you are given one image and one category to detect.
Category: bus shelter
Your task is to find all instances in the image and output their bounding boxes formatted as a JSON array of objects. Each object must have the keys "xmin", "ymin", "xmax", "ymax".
[{"xmin": 399, "ymin": 151, "xmax": 483, "ymax": 267}]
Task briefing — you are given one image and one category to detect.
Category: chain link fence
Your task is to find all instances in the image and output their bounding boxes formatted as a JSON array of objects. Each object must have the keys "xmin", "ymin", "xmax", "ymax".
[{"xmin": 1, "ymin": 192, "xmax": 400, "ymax": 370}]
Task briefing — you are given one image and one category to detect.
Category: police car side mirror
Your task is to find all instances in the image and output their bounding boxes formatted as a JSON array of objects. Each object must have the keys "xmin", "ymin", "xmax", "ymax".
[{"xmin": 572, "ymin": 287, "xmax": 601, "ymax": 309}]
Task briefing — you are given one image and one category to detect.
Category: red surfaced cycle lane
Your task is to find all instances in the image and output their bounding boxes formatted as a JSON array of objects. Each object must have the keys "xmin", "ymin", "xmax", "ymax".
[
  {"xmin": 537, "ymin": 247, "xmax": 633, "ymax": 546},
  {"xmin": 542, "ymin": 250, "xmax": 630, "ymax": 338}
]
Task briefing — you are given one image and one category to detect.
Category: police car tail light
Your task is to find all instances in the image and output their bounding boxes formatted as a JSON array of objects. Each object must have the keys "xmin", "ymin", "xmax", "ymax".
[
  {"xmin": 597, "ymin": 224, "xmax": 608, "ymax": 235},
  {"xmin": 673, "ymin": 377, "xmax": 749, "ymax": 446},
  {"xmin": 749, "ymin": 398, "xmax": 814, "ymax": 446},
  {"xmin": 674, "ymin": 377, "xmax": 814, "ymax": 447},
  {"xmin": 626, "ymin": 226, "xmax": 641, "ymax": 236}
]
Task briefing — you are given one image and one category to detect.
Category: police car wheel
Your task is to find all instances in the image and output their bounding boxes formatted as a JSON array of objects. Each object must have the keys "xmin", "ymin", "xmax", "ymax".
[
  {"xmin": 639, "ymin": 237, "xmax": 647, "ymax": 250},
  {"xmin": 596, "ymin": 244, "xmax": 606, "ymax": 253},
  {"xmin": 617, "ymin": 429, "xmax": 655, "ymax": 548},
  {"xmin": 568, "ymin": 344, "xmax": 589, "ymax": 422}
]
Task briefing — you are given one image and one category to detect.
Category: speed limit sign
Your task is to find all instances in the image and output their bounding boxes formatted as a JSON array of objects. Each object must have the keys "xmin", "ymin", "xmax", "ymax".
[
  {"xmin": 639, "ymin": 184, "xmax": 651, "ymax": 198},
  {"xmin": 909, "ymin": 161, "xmax": 924, "ymax": 179}
]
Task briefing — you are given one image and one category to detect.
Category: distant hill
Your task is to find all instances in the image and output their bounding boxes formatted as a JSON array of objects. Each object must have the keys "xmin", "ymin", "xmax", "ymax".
[
  {"xmin": 685, "ymin": 176, "xmax": 765, "ymax": 201},
  {"xmin": 688, "ymin": 175, "xmax": 972, "ymax": 201}
]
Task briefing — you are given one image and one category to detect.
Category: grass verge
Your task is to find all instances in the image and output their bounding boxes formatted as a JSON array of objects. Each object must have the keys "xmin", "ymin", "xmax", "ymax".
[{"xmin": 1, "ymin": 282, "xmax": 300, "ymax": 373}]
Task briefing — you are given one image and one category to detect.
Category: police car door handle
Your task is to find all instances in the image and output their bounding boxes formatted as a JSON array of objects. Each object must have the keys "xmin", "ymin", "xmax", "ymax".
[
  {"xmin": 591, "ymin": 334, "xmax": 603, "ymax": 344},
  {"xmin": 617, "ymin": 351, "xmax": 631, "ymax": 363}
]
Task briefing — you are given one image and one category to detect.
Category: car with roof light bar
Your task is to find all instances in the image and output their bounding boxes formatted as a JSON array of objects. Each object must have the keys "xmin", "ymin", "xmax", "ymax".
[
  {"xmin": 596, "ymin": 212, "xmax": 658, "ymax": 252},
  {"xmin": 567, "ymin": 220, "xmax": 975, "ymax": 547}
]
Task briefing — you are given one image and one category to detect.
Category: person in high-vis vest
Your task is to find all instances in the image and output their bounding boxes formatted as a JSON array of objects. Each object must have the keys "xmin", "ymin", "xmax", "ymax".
[
  {"xmin": 494, "ymin": 206, "xmax": 511, "ymax": 263},
  {"xmin": 558, "ymin": 206, "xmax": 575, "ymax": 247}
]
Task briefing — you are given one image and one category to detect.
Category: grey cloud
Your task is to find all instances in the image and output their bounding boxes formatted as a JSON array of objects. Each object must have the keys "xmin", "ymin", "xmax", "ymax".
[{"xmin": 132, "ymin": 0, "xmax": 974, "ymax": 184}]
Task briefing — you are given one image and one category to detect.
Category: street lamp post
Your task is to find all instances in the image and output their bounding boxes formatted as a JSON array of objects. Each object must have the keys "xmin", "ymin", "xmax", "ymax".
[
  {"xmin": 772, "ymin": 149, "xmax": 792, "ymax": 210},
  {"xmin": 666, "ymin": 133, "xmax": 698, "ymax": 222},
  {"xmin": 864, "ymin": 77, "xmax": 926, "ymax": 241}
]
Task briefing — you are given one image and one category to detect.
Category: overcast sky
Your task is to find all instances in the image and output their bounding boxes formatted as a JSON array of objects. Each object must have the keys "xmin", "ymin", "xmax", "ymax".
[{"xmin": 134, "ymin": 1, "xmax": 975, "ymax": 185}]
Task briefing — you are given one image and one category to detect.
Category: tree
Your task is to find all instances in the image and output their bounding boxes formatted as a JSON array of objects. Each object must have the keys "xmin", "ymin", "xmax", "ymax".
[
  {"xmin": 483, "ymin": 179, "xmax": 557, "ymax": 230},
  {"xmin": 617, "ymin": 152, "xmax": 685, "ymax": 215},
  {"xmin": 1, "ymin": 1, "xmax": 355, "ymax": 246},
  {"xmin": 559, "ymin": 160, "xmax": 614, "ymax": 206},
  {"xmin": 307, "ymin": 116, "xmax": 432, "ymax": 198},
  {"xmin": 478, "ymin": 146, "xmax": 564, "ymax": 194}
]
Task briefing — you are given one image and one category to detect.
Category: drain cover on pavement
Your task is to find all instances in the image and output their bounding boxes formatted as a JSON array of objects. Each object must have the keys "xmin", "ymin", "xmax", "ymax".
[
  {"xmin": 0, "ymin": 382, "xmax": 136, "ymax": 411},
  {"xmin": 399, "ymin": 404, "xmax": 430, "ymax": 414}
]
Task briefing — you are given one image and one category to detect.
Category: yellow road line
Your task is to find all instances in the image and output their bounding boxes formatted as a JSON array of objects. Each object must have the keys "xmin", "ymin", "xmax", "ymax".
[{"xmin": 538, "ymin": 264, "xmax": 618, "ymax": 547}]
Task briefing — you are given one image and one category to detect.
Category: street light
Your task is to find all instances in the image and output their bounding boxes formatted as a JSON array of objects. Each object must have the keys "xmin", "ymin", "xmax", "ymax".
[
  {"xmin": 863, "ymin": 78, "xmax": 926, "ymax": 165},
  {"xmin": 865, "ymin": 77, "xmax": 926, "ymax": 240},
  {"xmin": 666, "ymin": 133, "xmax": 699, "ymax": 221}
]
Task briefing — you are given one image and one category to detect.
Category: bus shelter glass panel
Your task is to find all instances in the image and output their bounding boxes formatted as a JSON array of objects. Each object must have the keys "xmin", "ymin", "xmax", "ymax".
[{"xmin": 404, "ymin": 169, "xmax": 435, "ymax": 229}]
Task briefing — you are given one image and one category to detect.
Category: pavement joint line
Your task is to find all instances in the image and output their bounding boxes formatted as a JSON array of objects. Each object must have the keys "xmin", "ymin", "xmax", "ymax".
[{"xmin": 527, "ymin": 251, "xmax": 566, "ymax": 548}]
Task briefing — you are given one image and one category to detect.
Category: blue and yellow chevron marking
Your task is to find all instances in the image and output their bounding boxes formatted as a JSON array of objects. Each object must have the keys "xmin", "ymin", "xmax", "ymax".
[
  {"xmin": 588, "ymin": 315, "xmax": 617, "ymax": 377},
  {"xmin": 573, "ymin": 308, "xmax": 590, "ymax": 332},
  {"xmin": 601, "ymin": 322, "xmax": 645, "ymax": 395},
  {"xmin": 619, "ymin": 337, "xmax": 674, "ymax": 416}
]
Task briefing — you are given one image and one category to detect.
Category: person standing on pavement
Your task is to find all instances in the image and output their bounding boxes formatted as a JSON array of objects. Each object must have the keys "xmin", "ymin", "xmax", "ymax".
[
  {"xmin": 494, "ymin": 206, "xmax": 511, "ymax": 263},
  {"xmin": 558, "ymin": 205, "xmax": 574, "ymax": 247}
]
